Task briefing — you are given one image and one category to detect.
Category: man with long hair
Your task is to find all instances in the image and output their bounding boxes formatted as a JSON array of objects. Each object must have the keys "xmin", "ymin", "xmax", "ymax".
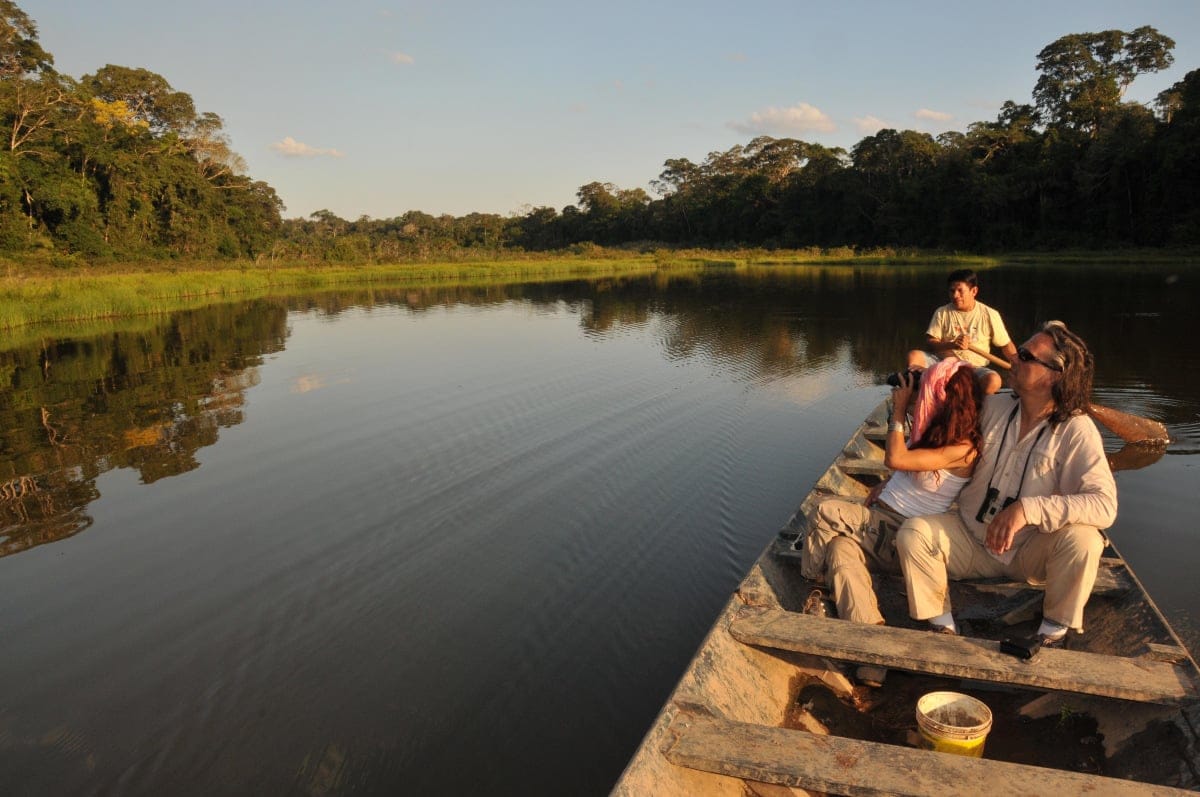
[{"xmin": 896, "ymin": 321, "xmax": 1117, "ymax": 645}]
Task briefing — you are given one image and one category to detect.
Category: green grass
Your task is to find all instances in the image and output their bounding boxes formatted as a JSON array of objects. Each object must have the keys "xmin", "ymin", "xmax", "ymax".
[
  {"xmin": 992, "ymin": 248, "xmax": 1200, "ymax": 265},
  {"xmin": 4, "ymin": 245, "xmax": 1192, "ymax": 331},
  {"xmin": 0, "ymin": 258, "xmax": 670, "ymax": 330},
  {"xmin": 652, "ymin": 247, "xmax": 1000, "ymax": 268}
]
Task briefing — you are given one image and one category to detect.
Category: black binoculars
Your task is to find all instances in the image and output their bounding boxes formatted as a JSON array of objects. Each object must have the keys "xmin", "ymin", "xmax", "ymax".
[{"xmin": 885, "ymin": 369, "xmax": 923, "ymax": 388}]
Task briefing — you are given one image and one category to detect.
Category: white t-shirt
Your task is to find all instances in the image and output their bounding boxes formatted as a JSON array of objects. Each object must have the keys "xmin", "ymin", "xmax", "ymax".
[{"xmin": 925, "ymin": 301, "xmax": 1012, "ymax": 367}]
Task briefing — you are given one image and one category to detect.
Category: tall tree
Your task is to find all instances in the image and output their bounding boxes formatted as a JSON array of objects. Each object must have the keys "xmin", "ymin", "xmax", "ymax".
[
  {"xmin": 83, "ymin": 65, "xmax": 197, "ymax": 137},
  {"xmin": 1153, "ymin": 69, "xmax": 1200, "ymax": 244},
  {"xmin": 1033, "ymin": 26, "xmax": 1175, "ymax": 136},
  {"xmin": 0, "ymin": 0, "xmax": 52, "ymax": 77}
]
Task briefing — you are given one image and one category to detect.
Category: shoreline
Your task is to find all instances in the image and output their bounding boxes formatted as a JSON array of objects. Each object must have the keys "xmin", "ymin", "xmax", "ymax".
[{"xmin": 2, "ymin": 248, "xmax": 1196, "ymax": 331}]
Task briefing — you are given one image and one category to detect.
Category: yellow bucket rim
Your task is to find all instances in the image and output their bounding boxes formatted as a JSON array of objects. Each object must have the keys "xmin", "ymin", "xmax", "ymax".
[{"xmin": 916, "ymin": 691, "xmax": 993, "ymax": 740}]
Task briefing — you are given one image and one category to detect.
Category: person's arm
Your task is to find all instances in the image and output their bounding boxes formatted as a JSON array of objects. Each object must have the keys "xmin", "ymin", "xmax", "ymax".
[
  {"xmin": 1020, "ymin": 419, "xmax": 1117, "ymax": 532},
  {"xmin": 924, "ymin": 309, "xmax": 958, "ymax": 355},
  {"xmin": 987, "ymin": 307, "xmax": 1018, "ymax": 365},
  {"xmin": 885, "ymin": 437, "xmax": 975, "ymax": 472},
  {"xmin": 864, "ymin": 476, "xmax": 889, "ymax": 507},
  {"xmin": 926, "ymin": 336, "xmax": 961, "ymax": 357},
  {"xmin": 985, "ymin": 418, "xmax": 1117, "ymax": 554},
  {"xmin": 882, "ymin": 371, "xmax": 975, "ymax": 471}
]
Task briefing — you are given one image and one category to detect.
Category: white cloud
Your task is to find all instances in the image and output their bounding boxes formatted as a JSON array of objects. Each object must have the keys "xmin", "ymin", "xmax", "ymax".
[
  {"xmin": 914, "ymin": 108, "xmax": 953, "ymax": 122},
  {"xmin": 853, "ymin": 115, "xmax": 888, "ymax": 135},
  {"xmin": 730, "ymin": 102, "xmax": 835, "ymax": 135},
  {"xmin": 271, "ymin": 137, "xmax": 345, "ymax": 159},
  {"xmin": 391, "ymin": 51, "xmax": 415, "ymax": 65}
]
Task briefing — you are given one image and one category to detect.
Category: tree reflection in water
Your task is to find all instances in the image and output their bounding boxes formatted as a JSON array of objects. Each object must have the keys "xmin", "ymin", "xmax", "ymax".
[{"xmin": 0, "ymin": 301, "xmax": 288, "ymax": 557}]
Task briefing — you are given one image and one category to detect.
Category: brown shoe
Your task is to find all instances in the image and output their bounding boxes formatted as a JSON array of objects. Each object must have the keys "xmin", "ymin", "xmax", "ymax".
[{"xmin": 803, "ymin": 588, "xmax": 832, "ymax": 618}]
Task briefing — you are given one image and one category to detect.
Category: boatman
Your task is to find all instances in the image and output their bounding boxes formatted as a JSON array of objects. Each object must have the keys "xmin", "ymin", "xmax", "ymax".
[
  {"xmin": 895, "ymin": 320, "xmax": 1117, "ymax": 646},
  {"xmin": 906, "ymin": 269, "xmax": 1017, "ymax": 394}
]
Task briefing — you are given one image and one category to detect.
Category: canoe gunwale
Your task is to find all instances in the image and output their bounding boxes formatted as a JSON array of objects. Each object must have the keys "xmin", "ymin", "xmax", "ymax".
[{"xmin": 613, "ymin": 399, "xmax": 1200, "ymax": 796}]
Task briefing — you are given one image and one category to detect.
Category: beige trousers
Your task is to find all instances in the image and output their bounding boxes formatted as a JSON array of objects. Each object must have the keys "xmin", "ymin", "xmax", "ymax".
[
  {"xmin": 801, "ymin": 498, "xmax": 903, "ymax": 625},
  {"xmin": 895, "ymin": 511, "xmax": 1105, "ymax": 630}
]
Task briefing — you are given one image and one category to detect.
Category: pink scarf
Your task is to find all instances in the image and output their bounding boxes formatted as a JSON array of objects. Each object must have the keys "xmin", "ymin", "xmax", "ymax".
[{"xmin": 910, "ymin": 357, "xmax": 971, "ymax": 446}]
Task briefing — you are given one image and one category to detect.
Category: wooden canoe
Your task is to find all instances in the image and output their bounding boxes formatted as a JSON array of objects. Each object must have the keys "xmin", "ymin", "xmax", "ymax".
[{"xmin": 613, "ymin": 400, "xmax": 1200, "ymax": 796}]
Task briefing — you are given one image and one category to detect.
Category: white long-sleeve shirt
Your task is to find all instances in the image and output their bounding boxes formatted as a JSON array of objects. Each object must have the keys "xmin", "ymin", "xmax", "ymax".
[{"xmin": 957, "ymin": 393, "xmax": 1118, "ymax": 562}]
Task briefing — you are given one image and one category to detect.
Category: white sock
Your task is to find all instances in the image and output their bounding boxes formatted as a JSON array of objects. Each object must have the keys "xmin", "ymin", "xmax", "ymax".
[
  {"xmin": 928, "ymin": 612, "xmax": 957, "ymax": 633},
  {"xmin": 1038, "ymin": 619, "xmax": 1069, "ymax": 640}
]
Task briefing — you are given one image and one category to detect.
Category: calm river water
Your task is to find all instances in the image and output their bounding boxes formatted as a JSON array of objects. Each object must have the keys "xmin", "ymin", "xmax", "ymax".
[{"xmin": 1, "ymin": 263, "xmax": 1197, "ymax": 795}]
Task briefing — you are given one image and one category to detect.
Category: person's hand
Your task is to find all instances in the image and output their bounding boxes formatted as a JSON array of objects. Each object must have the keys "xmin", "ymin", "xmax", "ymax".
[
  {"xmin": 954, "ymin": 333, "xmax": 973, "ymax": 350},
  {"xmin": 865, "ymin": 478, "xmax": 888, "ymax": 507},
  {"xmin": 891, "ymin": 369, "xmax": 917, "ymax": 410},
  {"xmin": 985, "ymin": 501, "xmax": 1028, "ymax": 555}
]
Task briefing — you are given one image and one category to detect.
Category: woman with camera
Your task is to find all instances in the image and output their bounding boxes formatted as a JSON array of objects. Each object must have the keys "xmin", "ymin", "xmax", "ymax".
[{"xmin": 801, "ymin": 357, "xmax": 983, "ymax": 685}]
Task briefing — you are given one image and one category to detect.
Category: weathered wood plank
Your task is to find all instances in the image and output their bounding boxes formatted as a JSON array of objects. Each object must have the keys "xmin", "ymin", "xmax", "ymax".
[
  {"xmin": 1146, "ymin": 643, "xmax": 1191, "ymax": 664},
  {"xmin": 835, "ymin": 458, "xmax": 890, "ymax": 479},
  {"xmin": 842, "ymin": 432, "xmax": 883, "ymax": 461},
  {"xmin": 862, "ymin": 421, "xmax": 887, "ymax": 443},
  {"xmin": 662, "ymin": 711, "xmax": 1193, "ymax": 796},
  {"xmin": 729, "ymin": 607, "xmax": 1197, "ymax": 705}
]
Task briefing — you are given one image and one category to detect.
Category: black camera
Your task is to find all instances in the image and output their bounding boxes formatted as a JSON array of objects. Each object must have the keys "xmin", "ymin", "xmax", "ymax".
[
  {"xmin": 885, "ymin": 368, "xmax": 923, "ymax": 388},
  {"xmin": 975, "ymin": 487, "xmax": 1017, "ymax": 523}
]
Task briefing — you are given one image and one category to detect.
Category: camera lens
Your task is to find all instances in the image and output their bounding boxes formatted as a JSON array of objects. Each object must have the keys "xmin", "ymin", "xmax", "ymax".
[{"xmin": 885, "ymin": 369, "xmax": 922, "ymax": 387}]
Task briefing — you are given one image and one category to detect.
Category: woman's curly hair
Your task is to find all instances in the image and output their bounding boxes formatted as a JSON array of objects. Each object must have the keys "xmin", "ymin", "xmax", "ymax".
[{"xmin": 910, "ymin": 366, "xmax": 983, "ymax": 454}]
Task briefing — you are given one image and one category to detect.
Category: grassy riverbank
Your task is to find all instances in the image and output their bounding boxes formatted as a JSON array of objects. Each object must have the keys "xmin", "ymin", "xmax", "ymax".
[
  {"xmin": 3, "ymin": 244, "xmax": 1193, "ymax": 331},
  {"xmin": 0, "ymin": 258, "xmax": 646, "ymax": 330},
  {"xmin": 0, "ymin": 247, "xmax": 997, "ymax": 330}
]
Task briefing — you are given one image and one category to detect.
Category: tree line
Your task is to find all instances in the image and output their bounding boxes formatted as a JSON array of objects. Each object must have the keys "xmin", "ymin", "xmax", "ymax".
[
  {"xmin": 0, "ymin": 0, "xmax": 283, "ymax": 260},
  {"xmin": 1, "ymin": 2, "xmax": 1196, "ymax": 263}
]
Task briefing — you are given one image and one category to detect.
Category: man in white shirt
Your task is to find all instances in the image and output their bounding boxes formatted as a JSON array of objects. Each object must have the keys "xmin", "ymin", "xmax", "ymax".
[
  {"xmin": 895, "ymin": 321, "xmax": 1117, "ymax": 645},
  {"xmin": 907, "ymin": 269, "xmax": 1018, "ymax": 394}
]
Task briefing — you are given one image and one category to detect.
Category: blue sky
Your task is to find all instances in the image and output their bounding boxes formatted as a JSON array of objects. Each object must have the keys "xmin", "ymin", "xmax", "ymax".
[{"xmin": 20, "ymin": 1, "xmax": 1200, "ymax": 220}]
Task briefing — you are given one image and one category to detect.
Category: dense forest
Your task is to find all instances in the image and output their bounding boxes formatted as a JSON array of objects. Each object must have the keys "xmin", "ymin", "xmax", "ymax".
[
  {"xmin": 0, "ymin": 0, "xmax": 283, "ymax": 260},
  {"xmin": 1, "ymin": 0, "xmax": 1197, "ymax": 262}
]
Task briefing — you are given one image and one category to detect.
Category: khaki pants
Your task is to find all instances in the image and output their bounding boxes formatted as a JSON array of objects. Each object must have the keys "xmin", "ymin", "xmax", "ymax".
[
  {"xmin": 801, "ymin": 498, "xmax": 904, "ymax": 625},
  {"xmin": 895, "ymin": 511, "xmax": 1104, "ymax": 630}
]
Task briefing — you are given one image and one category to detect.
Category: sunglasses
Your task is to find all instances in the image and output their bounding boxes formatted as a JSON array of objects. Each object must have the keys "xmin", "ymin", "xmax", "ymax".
[{"xmin": 1017, "ymin": 346, "xmax": 1062, "ymax": 372}]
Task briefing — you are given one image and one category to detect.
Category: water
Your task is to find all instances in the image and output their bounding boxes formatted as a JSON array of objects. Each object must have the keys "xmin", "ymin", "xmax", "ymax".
[{"xmin": 0, "ymin": 264, "xmax": 1197, "ymax": 794}]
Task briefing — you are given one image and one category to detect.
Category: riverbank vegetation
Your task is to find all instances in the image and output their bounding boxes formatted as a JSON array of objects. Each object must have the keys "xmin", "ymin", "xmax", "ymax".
[
  {"xmin": 0, "ymin": 247, "xmax": 1004, "ymax": 330},
  {"xmin": 9, "ymin": 241, "xmax": 1195, "ymax": 332},
  {"xmin": 1, "ymin": 2, "xmax": 1197, "ymax": 268}
]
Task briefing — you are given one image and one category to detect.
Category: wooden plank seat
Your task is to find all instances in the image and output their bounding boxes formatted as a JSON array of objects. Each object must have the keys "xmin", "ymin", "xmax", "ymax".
[
  {"xmin": 661, "ymin": 710, "xmax": 1194, "ymax": 796},
  {"xmin": 835, "ymin": 458, "xmax": 890, "ymax": 480},
  {"xmin": 729, "ymin": 607, "xmax": 1197, "ymax": 705},
  {"xmin": 862, "ymin": 421, "xmax": 887, "ymax": 442}
]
